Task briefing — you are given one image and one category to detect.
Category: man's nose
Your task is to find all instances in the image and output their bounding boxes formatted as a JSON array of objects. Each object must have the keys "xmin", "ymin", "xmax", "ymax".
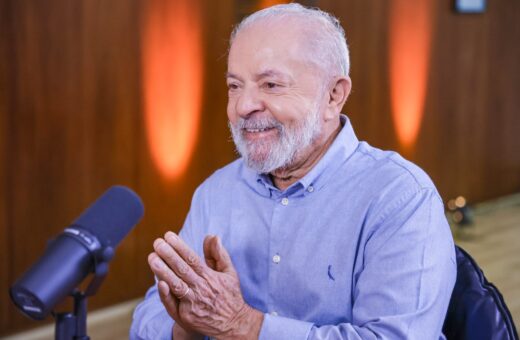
[{"xmin": 235, "ymin": 87, "xmax": 264, "ymax": 118}]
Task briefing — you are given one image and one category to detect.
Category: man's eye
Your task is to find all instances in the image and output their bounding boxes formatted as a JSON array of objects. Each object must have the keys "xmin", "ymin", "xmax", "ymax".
[
  {"xmin": 265, "ymin": 82, "xmax": 278, "ymax": 89},
  {"xmin": 227, "ymin": 83, "xmax": 239, "ymax": 90}
]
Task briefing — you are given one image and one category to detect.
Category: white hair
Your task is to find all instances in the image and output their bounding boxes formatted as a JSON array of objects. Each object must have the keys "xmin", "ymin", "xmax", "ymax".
[{"xmin": 230, "ymin": 3, "xmax": 350, "ymax": 78}]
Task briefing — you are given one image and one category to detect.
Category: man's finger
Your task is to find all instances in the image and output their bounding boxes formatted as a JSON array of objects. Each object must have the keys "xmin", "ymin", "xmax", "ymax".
[
  {"xmin": 205, "ymin": 236, "xmax": 235, "ymax": 273},
  {"xmin": 148, "ymin": 252, "xmax": 192, "ymax": 300},
  {"xmin": 203, "ymin": 235, "xmax": 218, "ymax": 270},
  {"xmin": 157, "ymin": 280, "xmax": 194, "ymax": 332},
  {"xmin": 164, "ymin": 232, "xmax": 206, "ymax": 276},
  {"xmin": 153, "ymin": 238, "xmax": 202, "ymax": 286},
  {"xmin": 157, "ymin": 280, "xmax": 180, "ymax": 320}
]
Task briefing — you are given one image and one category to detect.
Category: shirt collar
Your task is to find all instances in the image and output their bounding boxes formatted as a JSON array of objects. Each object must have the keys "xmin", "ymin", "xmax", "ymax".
[{"xmin": 240, "ymin": 114, "xmax": 359, "ymax": 197}]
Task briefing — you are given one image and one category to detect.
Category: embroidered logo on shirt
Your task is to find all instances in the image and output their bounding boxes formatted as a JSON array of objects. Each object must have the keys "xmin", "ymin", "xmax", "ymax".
[{"xmin": 327, "ymin": 265, "xmax": 335, "ymax": 281}]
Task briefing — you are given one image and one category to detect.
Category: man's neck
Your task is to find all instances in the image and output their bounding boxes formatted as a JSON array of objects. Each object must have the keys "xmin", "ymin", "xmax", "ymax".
[{"xmin": 270, "ymin": 122, "xmax": 341, "ymax": 191}]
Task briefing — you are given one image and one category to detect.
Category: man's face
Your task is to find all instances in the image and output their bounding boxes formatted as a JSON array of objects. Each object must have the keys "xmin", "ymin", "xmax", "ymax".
[{"xmin": 226, "ymin": 20, "xmax": 327, "ymax": 173}]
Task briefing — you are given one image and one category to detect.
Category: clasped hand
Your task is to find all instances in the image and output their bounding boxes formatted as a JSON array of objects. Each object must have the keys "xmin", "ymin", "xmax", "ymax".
[{"xmin": 148, "ymin": 231, "xmax": 263, "ymax": 339}]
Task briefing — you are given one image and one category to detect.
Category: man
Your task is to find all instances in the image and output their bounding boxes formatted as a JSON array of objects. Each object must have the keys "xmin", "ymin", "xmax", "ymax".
[{"xmin": 130, "ymin": 4, "xmax": 456, "ymax": 339}]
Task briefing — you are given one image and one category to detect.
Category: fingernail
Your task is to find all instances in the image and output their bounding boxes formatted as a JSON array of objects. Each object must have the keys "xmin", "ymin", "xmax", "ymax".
[
  {"xmin": 153, "ymin": 238, "xmax": 163, "ymax": 248},
  {"xmin": 165, "ymin": 231, "xmax": 178, "ymax": 242},
  {"xmin": 153, "ymin": 259, "xmax": 164, "ymax": 270},
  {"xmin": 158, "ymin": 242, "xmax": 169, "ymax": 252}
]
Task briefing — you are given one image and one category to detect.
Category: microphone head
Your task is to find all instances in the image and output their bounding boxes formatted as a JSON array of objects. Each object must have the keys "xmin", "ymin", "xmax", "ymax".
[
  {"xmin": 10, "ymin": 185, "xmax": 144, "ymax": 320},
  {"xmin": 73, "ymin": 185, "xmax": 144, "ymax": 247}
]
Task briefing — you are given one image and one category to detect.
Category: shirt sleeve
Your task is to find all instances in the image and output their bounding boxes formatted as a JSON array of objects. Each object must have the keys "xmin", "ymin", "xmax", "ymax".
[
  {"xmin": 259, "ymin": 313, "xmax": 313, "ymax": 339},
  {"xmin": 260, "ymin": 188, "xmax": 457, "ymax": 340},
  {"xmin": 129, "ymin": 282, "xmax": 174, "ymax": 340}
]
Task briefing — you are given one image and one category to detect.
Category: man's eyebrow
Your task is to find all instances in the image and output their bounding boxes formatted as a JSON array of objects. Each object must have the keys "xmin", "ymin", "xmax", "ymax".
[
  {"xmin": 225, "ymin": 72, "xmax": 242, "ymax": 81},
  {"xmin": 256, "ymin": 69, "xmax": 292, "ymax": 82},
  {"xmin": 225, "ymin": 70, "xmax": 293, "ymax": 82}
]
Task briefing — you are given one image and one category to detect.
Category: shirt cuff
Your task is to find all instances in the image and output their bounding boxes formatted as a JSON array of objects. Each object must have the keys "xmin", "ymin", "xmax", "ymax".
[
  {"xmin": 259, "ymin": 313, "xmax": 313, "ymax": 340},
  {"xmin": 129, "ymin": 301, "xmax": 174, "ymax": 340}
]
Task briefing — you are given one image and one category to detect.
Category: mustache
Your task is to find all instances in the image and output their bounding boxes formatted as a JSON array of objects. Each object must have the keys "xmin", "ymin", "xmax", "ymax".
[{"xmin": 234, "ymin": 116, "xmax": 283, "ymax": 131}]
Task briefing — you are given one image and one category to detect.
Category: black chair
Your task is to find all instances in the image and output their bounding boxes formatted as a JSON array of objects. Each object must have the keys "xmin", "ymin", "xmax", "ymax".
[{"xmin": 443, "ymin": 245, "xmax": 519, "ymax": 340}]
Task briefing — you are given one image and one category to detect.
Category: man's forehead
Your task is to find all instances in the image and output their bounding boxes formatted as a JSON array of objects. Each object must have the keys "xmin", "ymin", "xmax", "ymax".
[
  {"xmin": 229, "ymin": 26, "xmax": 311, "ymax": 63},
  {"xmin": 226, "ymin": 68, "xmax": 293, "ymax": 81},
  {"xmin": 230, "ymin": 16, "xmax": 310, "ymax": 51},
  {"xmin": 226, "ymin": 16, "xmax": 326, "ymax": 81},
  {"xmin": 238, "ymin": 14, "xmax": 311, "ymax": 34}
]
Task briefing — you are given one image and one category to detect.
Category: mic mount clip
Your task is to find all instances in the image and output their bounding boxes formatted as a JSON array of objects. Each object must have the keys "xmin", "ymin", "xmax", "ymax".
[{"xmin": 52, "ymin": 226, "xmax": 114, "ymax": 340}]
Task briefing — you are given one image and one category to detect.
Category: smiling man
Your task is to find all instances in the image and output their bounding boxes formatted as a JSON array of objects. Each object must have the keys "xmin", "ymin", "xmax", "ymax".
[{"xmin": 130, "ymin": 4, "xmax": 456, "ymax": 340}]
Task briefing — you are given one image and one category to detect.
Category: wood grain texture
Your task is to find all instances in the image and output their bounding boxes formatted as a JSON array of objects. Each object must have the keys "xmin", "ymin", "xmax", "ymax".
[
  {"xmin": 1, "ymin": 0, "xmax": 519, "ymax": 335},
  {"xmin": 0, "ymin": 0, "xmax": 11, "ymax": 332},
  {"xmin": 3, "ymin": 0, "xmax": 142, "ymax": 333},
  {"xmin": 0, "ymin": 0, "xmax": 236, "ymax": 335},
  {"xmin": 320, "ymin": 0, "xmax": 520, "ymax": 202}
]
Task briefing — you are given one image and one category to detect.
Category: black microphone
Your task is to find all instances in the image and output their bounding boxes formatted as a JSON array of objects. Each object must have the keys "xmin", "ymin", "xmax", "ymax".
[{"xmin": 9, "ymin": 185, "xmax": 144, "ymax": 320}]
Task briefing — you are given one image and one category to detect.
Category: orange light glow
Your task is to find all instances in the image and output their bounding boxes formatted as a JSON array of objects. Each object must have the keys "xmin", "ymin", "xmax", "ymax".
[
  {"xmin": 142, "ymin": 0, "xmax": 203, "ymax": 179},
  {"xmin": 389, "ymin": 0, "xmax": 434, "ymax": 153},
  {"xmin": 258, "ymin": 0, "xmax": 288, "ymax": 9}
]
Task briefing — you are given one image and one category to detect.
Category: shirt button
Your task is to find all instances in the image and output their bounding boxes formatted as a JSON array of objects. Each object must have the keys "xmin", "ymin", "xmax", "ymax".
[
  {"xmin": 307, "ymin": 186, "xmax": 314, "ymax": 193},
  {"xmin": 272, "ymin": 254, "xmax": 281, "ymax": 264},
  {"xmin": 281, "ymin": 197, "xmax": 289, "ymax": 206},
  {"xmin": 270, "ymin": 311, "xmax": 278, "ymax": 316}
]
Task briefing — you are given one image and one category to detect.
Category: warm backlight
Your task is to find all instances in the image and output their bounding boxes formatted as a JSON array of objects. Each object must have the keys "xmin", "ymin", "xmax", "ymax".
[
  {"xmin": 141, "ymin": 0, "xmax": 203, "ymax": 179},
  {"xmin": 258, "ymin": 0, "xmax": 288, "ymax": 9},
  {"xmin": 389, "ymin": 0, "xmax": 434, "ymax": 153}
]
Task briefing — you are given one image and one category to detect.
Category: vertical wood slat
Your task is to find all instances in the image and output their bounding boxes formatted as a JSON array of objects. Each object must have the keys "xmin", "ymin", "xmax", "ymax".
[{"xmin": 0, "ymin": 0, "xmax": 11, "ymax": 331}]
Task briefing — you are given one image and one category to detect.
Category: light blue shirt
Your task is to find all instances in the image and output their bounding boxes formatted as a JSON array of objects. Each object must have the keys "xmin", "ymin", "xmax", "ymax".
[{"xmin": 130, "ymin": 115, "xmax": 456, "ymax": 339}]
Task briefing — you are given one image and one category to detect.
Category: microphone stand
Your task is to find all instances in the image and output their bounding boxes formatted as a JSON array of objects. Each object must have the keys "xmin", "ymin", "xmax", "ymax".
[{"xmin": 53, "ymin": 247, "xmax": 113, "ymax": 340}]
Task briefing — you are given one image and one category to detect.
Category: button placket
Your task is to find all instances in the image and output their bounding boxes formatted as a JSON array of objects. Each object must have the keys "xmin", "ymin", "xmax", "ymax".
[{"xmin": 268, "ymin": 193, "xmax": 291, "ymax": 317}]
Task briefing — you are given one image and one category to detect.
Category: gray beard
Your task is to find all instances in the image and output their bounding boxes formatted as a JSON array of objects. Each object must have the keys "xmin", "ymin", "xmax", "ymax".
[{"xmin": 229, "ymin": 108, "xmax": 322, "ymax": 174}]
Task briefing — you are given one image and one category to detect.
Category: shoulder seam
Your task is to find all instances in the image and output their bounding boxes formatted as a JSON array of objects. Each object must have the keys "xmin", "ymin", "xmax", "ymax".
[{"xmin": 357, "ymin": 146, "xmax": 430, "ymax": 190}]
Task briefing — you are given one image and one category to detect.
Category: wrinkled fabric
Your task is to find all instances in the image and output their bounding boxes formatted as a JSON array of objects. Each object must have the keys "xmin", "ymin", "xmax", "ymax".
[{"xmin": 130, "ymin": 115, "xmax": 456, "ymax": 340}]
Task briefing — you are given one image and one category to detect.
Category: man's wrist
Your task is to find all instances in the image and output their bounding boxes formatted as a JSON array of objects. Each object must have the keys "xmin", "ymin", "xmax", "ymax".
[
  {"xmin": 243, "ymin": 306, "xmax": 264, "ymax": 340},
  {"xmin": 223, "ymin": 304, "xmax": 264, "ymax": 340},
  {"xmin": 173, "ymin": 323, "xmax": 204, "ymax": 340}
]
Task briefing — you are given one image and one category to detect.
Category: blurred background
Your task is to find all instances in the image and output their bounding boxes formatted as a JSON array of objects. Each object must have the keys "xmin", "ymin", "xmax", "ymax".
[{"xmin": 1, "ymin": 0, "xmax": 519, "ymax": 338}]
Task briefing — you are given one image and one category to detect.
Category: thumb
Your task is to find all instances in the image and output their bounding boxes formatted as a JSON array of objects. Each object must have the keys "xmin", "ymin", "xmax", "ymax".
[
  {"xmin": 203, "ymin": 235, "xmax": 234, "ymax": 273},
  {"xmin": 203, "ymin": 235, "xmax": 217, "ymax": 270}
]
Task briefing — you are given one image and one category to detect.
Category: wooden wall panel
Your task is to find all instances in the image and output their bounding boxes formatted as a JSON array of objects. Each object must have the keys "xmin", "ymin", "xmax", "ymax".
[
  {"xmin": 134, "ymin": 0, "xmax": 236, "ymax": 292},
  {"xmin": 421, "ymin": 0, "xmax": 520, "ymax": 201},
  {"xmin": 1, "ymin": 0, "xmax": 519, "ymax": 336},
  {"xmin": 0, "ymin": 0, "xmax": 10, "ymax": 332},
  {"xmin": 320, "ymin": 1, "xmax": 394, "ymax": 150},
  {"xmin": 0, "ymin": 0, "xmax": 236, "ymax": 335},
  {"xmin": 3, "ymin": 0, "xmax": 143, "ymax": 333},
  {"xmin": 320, "ymin": 0, "xmax": 520, "ymax": 202},
  {"xmin": 421, "ymin": 1, "xmax": 491, "ymax": 203}
]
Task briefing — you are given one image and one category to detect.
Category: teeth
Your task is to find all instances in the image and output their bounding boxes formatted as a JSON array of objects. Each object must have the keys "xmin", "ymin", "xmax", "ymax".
[{"xmin": 246, "ymin": 128, "xmax": 270, "ymax": 133}]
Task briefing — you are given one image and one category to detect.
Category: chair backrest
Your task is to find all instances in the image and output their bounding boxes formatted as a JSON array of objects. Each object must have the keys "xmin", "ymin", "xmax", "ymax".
[{"xmin": 443, "ymin": 245, "xmax": 519, "ymax": 340}]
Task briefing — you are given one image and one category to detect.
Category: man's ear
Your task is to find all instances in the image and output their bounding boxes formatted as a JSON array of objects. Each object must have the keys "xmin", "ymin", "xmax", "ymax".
[{"xmin": 325, "ymin": 76, "xmax": 351, "ymax": 120}]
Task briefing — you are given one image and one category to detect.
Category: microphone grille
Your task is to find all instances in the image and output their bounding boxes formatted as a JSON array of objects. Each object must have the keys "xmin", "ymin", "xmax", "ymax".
[{"xmin": 72, "ymin": 186, "xmax": 144, "ymax": 247}]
